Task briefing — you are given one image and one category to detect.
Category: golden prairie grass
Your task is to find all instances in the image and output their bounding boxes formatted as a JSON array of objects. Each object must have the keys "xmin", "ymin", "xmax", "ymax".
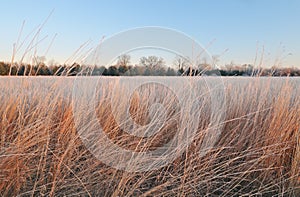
[{"xmin": 0, "ymin": 76, "xmax": 299, "ymax": 196}]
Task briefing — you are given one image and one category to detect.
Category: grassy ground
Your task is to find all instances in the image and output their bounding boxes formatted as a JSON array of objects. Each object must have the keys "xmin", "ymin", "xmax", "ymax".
[{"xmin": 0, "ymin": 76, "xmax": 299, "ymax": 196}]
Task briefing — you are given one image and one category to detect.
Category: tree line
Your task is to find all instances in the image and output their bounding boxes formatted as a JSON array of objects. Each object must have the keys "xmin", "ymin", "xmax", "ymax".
[{"xmin": 0, "ymin": 55, "xmax": 299, "ymax": 76}]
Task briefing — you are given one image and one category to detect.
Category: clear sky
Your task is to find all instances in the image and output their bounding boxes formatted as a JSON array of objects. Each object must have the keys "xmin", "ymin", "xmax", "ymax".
[{"xmin": 0, "ymin": 0, "xmax": 299, "ymax": 67}]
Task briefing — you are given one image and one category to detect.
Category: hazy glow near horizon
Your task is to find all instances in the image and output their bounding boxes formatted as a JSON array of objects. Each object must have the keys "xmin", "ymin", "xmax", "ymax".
[{"xmin": 0, "ymin": 0, "xmax": 299, "ymax": 67}]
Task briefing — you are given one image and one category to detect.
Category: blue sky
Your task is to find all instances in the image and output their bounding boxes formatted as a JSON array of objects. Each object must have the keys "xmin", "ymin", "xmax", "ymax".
[{"xmin": 0, "ymin": 0, "xmax": 299, "ymax": 67}]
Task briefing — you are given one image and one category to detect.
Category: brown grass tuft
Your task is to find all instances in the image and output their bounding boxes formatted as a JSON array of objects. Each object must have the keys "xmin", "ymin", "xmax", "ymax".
[{"xmin": 0, "ymin": 76, "xmax": 299, "ymax": 196}]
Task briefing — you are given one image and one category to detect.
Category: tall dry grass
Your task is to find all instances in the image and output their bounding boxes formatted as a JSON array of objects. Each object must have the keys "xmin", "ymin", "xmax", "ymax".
[{"xmin": 0, "ymin": 76, "xmax": 299, "ymax": 196}]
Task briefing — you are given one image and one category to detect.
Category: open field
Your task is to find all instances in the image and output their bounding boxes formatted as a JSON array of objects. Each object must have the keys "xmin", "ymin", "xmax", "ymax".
[{"xmin": 0, "ymin": 76, "xmax": 299, "ymax": 196}]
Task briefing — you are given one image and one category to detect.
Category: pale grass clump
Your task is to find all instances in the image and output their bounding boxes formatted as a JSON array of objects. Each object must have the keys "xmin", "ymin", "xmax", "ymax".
[{"xmin": 0, "ymin": 76, "xmax": 299, "ymax": 196}]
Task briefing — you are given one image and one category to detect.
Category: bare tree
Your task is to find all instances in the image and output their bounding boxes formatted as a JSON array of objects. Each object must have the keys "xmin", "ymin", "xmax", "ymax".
[
  {"xmin": 173, "ymin": 56, "xmax": 190, "ymax": 70},
  {"xmin": 140, "ymin": 56, "xmax": 165, "ymax": 68},
  {"xmin": 117, "ymin": 54, "xmax": 131, "ymax": 67}
]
